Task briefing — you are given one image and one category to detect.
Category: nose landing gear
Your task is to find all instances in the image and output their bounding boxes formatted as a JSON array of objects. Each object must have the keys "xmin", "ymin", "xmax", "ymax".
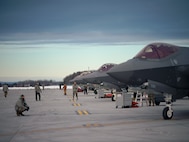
[
  {"xmin": 162, "ymin": 94, "xmax": 173, "ymax": 120},
  {"xmin": 163, "ymin": 105, "xmax": 173, "ymax": 120}
]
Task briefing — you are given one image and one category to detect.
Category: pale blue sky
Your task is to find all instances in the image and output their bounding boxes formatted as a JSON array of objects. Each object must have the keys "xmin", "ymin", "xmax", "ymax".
[{"xmin": 0, "ymin": 0, "xmax": 189, "ymax": 82}]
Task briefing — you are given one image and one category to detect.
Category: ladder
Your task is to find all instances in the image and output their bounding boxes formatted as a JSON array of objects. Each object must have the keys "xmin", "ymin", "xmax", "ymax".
[{"xmin": 133, "ymin": 91, "xmax": 148, "ymax": 107}]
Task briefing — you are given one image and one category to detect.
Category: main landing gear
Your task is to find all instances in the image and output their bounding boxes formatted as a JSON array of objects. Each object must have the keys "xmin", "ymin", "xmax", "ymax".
[{"xmin": 162, "ymin": 94, "xmax": 173, "ymax": 120}]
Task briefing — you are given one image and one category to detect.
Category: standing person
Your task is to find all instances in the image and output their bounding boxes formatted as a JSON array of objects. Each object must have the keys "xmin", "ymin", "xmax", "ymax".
[
  {"xmin": 148, "ymin": 93, "xmax": 155, "ymax": 106},
  {"xmin": 15, "ymin": 94, "xmax": 29, "ymax": 116},
  {"xmin": 83, "ymin": 85, "xmax": 88, "ymax": 95},
  {"xmin": 2, "ymin": 84, "xmax": 9, "ymax": 98},
  {"xmin": 63, "ymin": 84, "xmax": 67, "ymax": 95},
  {"xmin": 72, "ymin": 82, "xmax": 78, "ymax": 100},
  {"xmin": 35, "ymin": 83, "xmax": 42, "ymax": 101}
]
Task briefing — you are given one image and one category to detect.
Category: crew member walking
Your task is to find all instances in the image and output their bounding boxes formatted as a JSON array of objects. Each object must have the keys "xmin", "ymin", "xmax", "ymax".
[
  {"xmin": 2, "ymin": 84, "xmax": 9, "ymax": 98},
  {"xmin": 35, "ymin": 83, "xmax": 42, "ymax": 101},
  {"xmin": 63, "ymin": 84, "xmax": 67, "ymax": 95},
  {"xmin": 73, "ymin": 82, "xmax": 78, "ymax": 100}
]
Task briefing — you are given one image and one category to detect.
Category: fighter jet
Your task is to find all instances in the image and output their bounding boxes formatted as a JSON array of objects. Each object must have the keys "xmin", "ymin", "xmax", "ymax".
[
  {"xmin": 82, "ymin": 63, "xmax": 125, "ymax": 90},
  {"xmin": 107, "ymin": 42, "xmax": 189, "ymax": 119},
  {"xmin": 69, "ymin": 71, "xmax": 93, "ymax": 84}
]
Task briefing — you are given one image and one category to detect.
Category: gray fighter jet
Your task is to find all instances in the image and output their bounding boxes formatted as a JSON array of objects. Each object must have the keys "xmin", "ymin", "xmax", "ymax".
[
  {"xmin": 82, "ymin": 63, "xmax": 125, "ymax": 90},
  {"xmin": 107, "ymin": 42, "xmax": 189, "ymax": 119},
  {"xmin": 69, "ymin": 71, "xmax": 93, "ymax": 84}
]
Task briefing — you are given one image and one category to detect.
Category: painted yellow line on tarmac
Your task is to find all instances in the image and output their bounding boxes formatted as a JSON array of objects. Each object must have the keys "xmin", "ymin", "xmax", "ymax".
[
  {"xmin": 72, "ymin": 103, "xmax": 81, "ymax": 106},
  {"xmin": 77, "ymin": 110, "xmax": 83, "ymax": 115},
  {"xmin": 76, "ymin": 110, "xmax": 89, "ymax": 115},
  {"xmin": 83, "ymin": 123, "xmax": 103, "ymax": 128},
  {"xmin": 83, "ymin": 123, "xmax": 91, "ymax": 127},
  {"xmin": 82, "ymin": 110, "xmax": 89, "ymax": 115},
  {"xmin": 77, "ymin": 103, "xmax": 81, "ymax": 106}
]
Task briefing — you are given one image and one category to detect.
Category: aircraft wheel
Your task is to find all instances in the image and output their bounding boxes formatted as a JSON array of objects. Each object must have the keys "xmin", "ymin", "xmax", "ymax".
[{"xmin": 163, "ymin": 107, "xmax": 173, "ymax": 120}]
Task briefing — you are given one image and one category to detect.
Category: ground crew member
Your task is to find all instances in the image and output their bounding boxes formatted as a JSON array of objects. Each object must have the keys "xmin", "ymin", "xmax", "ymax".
[
  {"xmin": 73, "ymin": 82, "xmax": 78, "ymax": 100},
  {"xmin": 35, "ymin": 83, "xmax": 42, "ymax": 101},
  {"xmin": 83, "ymin": 85, "xmax": 88, "ymax": 95},
  {"xmin": 148, "ymin": 93, "xmax": 155, "ymax": 106},
  {"xmin": 15, "ymin": 94, "xmax": 29, "ymax": 116},
  {"xmin": 2, "ymin": 84, "xmax": 9, "ymax": 98},
  {"xmin": 63, "ymin": 84, "xmax": 67, "ymax": 95}
]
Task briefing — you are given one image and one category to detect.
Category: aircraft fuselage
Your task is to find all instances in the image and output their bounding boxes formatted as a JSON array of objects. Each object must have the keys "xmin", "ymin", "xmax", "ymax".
[{"xmin": 108, "ymin": 43, "xmax": 189, "ymax": 99}]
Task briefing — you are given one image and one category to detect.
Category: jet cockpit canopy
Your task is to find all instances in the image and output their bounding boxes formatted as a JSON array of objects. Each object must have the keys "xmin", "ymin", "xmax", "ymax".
[
  {"xmin": 97, "ymin": 63, "xmax": 116, "ymax": 72},
  {"xmin": 134, "ymin": 43, "xmax": 178, "ymax": 59}
]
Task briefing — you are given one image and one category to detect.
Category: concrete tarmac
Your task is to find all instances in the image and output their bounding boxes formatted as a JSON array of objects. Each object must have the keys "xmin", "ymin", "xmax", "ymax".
[{"xmin": 0, "ymin": 89, "xmax": 189, "ymax": 142}]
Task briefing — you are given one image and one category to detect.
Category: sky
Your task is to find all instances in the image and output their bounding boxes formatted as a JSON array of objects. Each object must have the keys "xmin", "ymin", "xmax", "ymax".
[{"xmin": 0, "ymin": 0, "xmax": 189, "ymax": 82}]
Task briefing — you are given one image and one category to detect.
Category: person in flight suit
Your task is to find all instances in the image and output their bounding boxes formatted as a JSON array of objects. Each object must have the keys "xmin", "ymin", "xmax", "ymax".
[
  {"xmin": 2, "ymin": 84, "xmax": 9, "ymax": 98},
  {"xmin": 15, "ymin": 94, "xmax": 29, "ymax": 116},
  {"xmin": 35, "ymin": 83, "xmax": 42, "ymax": 101},
  {"xmin": 72, "ymin": 82, "xmax": 78, "ymax": 100},
  {"xmin": 63, "ymin": 84, "xmax": 67, "ymax": 95},
  {"xmin": 148, "ymin": 93, "xmax": 155, "ymax": 106}
]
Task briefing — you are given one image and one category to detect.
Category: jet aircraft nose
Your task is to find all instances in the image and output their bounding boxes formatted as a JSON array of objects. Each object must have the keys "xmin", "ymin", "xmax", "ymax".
[
  {"xmin": 107, "ymin": 42, "xmax": 180, "ymax": 85},
  {"xmin": 107, "ymin": 59, "xmax": 138, "ymax": 85}
]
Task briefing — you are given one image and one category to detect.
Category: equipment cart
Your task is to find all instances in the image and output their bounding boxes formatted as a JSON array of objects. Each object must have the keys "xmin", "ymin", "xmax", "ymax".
[{"xmin": 116, "ymin": 90, "xmax": 132, "ymax": 108}]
